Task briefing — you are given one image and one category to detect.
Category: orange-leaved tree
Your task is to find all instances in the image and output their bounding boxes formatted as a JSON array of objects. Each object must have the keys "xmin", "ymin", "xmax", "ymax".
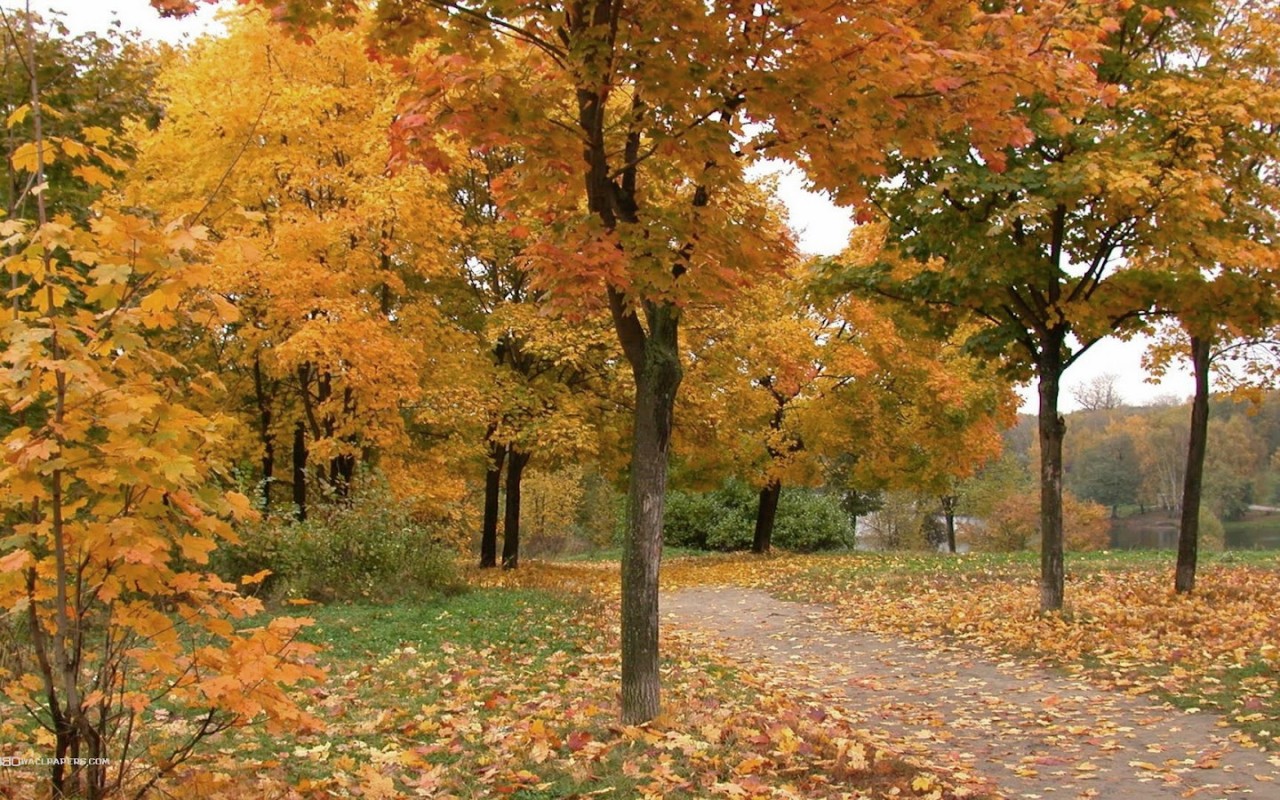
[
  {"xmin": 0, "ymin": 23, "xmax": 320, "ymax": 798},
  {"xmin": 159, "ymin": 0, "xmax": 1101, "ymax": 722},
  {"xmin": 129, "ymin": 8, "xmax": 477, "ymax": 523}
]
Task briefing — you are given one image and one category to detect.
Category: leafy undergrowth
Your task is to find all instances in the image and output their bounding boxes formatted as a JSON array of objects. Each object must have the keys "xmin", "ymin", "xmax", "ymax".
[
  {"xmin": 665, "ymin": 550, "xmax": 1280, "ymax": 749},
  {"xmin": 2, "ymin": 564, "xmax": 985, "ymax": 799}
]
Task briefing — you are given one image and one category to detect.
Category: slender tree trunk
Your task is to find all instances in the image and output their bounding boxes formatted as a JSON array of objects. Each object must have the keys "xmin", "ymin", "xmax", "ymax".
[
  {"xmin": 1176, "ymin": 335, "xmax": 1212, "ymax": 594},
  {"xmin": 942, "ymin": 495, "xmax": 958, "ymax": 554},
  {"xmin": 252, "ymin": 355, "xmax": 274, "ymax": 511},
  {"xmin": 501, "ymin": 450, "xmax": 531, "ymax": 569},
  {"xmin": 753, "ymin": 481, "xmax": 781, "ymax": 554},
  {"xmin": 1038, "ymin": 353, "xmax": 1067, "ymax": 612},
  {"xmin": 619, "ymin": 304, "xmax": 681, "ymax": 724},
  {"xmin": 292, "ymin": 421, "xmax": 307, "ymax": 522},
  {"xmin": 479, "ymin": 434, "xmax": 507, "ymax": 569}
]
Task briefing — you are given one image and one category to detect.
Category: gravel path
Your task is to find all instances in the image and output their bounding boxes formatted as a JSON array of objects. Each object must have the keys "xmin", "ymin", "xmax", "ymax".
[{"xmin": 663, "ymin": 586, "xmax": 1280, "ymax": 800}]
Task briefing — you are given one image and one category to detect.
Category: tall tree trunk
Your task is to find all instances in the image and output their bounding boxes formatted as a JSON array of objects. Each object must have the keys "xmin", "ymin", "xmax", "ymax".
[
  {"xmin": 617, "ymin": 305, "xmax": 681, "ymax": 724},
  {"xmin": 292, "ymin": 421, "xmax": 307, "ymax": 522},
  {"xmin": 573, "ymin": 0, "xmax": 684, "ymax": 722},
  {"xmin": 479, "ymin": 432, "xmax": 507, "ymax": 569},
  {"xmin": 1176, "ymin": 335, "xmax": 1212, "ymax": 594},
  {"xmin": 753, "ymin": 481, "xmax": 782, "ymax": 554},
  {"xmin": 942, "ymin": 495, "xmax": 958, "ymax": 554},
  {"xmin": 253, "ymin": 355, "xmax": 275, "ymax": 511},
  {"xmin": 1038, "ymin": 352, "xmax": 1067, "ymax": 612},
  {"xmin": 501, "ymin": 450, "xmax": 531, "ymax": 570}
]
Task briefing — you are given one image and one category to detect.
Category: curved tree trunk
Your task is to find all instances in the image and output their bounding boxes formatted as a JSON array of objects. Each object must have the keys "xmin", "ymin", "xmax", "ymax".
[
  {"xmin": 1038, "ymin": 351, "xmax": 1067, "ymax": 612},
  {"xmin": 479, "ymin": 436, "xmax": 507, "ymax": 569},
  {"xmin": 753, "ymin": 481, "xmax": 782, "ymax": 554},
  {"xmin": 501, "ymin": 450, "xmax": 531, "ymax": 570},
  {"xmin": 1176, "ymin": 335, "xmax": 1212, "ymax": 594}
]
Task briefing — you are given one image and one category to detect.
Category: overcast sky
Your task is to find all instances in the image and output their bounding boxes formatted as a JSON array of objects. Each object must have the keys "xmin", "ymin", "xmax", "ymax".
[{"xmin": 12, "ymin": 0, "xmax": 1200, "ymax": 414}]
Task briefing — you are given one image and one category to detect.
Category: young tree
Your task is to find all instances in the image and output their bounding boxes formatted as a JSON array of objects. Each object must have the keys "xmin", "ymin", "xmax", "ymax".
[
  {"xmin": 1133, "ymin": 0, "xmax": 1280, "ymax": 592},
  {"xmin": 0, "ymin": 28, "xmax": 318, "ymax": 796}
]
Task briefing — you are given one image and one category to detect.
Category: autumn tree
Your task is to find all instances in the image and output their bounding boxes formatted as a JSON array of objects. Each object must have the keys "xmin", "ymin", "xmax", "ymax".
[
  {"xmin": 1131, "ymin": 0, "xmax": 1280, "ymax": 592},
  {"xmin": 164, "ymin": 0, "xmax": 1102, "ymax": 721},
  {"xmin": 130, "ymin": 9, "xmax": 474, "ymax": 522},
  {"xmin": 0, "ymin": 8, "xmax": 161, "ymax": 224},
  {"xmin": 817, "ymin": 2, "xmax": 1277, "ymax": 611},
  {"xmin": 436, "ymin": 149, "xmax": 618, "ymax": 569},
  {"xmin": 679, "ymin": 234, "xmax": 1014, "ymax": 556},
  {"xmin": 0, "ymin": 27, "xmax": 318, "ymax": 796}
]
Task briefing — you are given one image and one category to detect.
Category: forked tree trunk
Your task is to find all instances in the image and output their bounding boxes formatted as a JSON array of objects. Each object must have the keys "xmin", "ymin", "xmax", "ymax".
[
  {"xmin": 1038, "ymin": 349, "xmax": 1067, "ymax": 612},
  {"xmin": 1176, "ymin": 335, "xmax": 1212, "ymax": 594},
  {"xmin": 753, "ymin": 481, "xmax": 781, "ymax": 554},
  {"xmin": 501, "ymin": 450, "xmax": 531, "ymax": 569},
  {"xmin": 479, "ymin": 435, "xmax": 506, "ymax": 569}
]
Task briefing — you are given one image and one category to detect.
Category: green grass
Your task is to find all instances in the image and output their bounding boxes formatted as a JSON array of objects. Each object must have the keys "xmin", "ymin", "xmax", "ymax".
[{"xmin": 297, "ymin": 588, "xmax": 592, "ymax": 661}]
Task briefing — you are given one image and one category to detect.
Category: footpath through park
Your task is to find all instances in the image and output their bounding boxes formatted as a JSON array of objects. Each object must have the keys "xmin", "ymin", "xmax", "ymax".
[{"xmin": 663, "ymin": 586, "xmax": 1280, "ymax": 800}]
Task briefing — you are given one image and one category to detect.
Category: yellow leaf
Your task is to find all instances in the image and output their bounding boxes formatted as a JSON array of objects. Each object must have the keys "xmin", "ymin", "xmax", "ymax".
[{"xmin": 6, "ymin": 104, "xmax": 30, "ymax": 128}]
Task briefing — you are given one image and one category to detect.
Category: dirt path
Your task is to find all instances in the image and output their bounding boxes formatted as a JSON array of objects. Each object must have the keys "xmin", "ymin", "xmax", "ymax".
[{"xmin": 663, "ymin": 586, "xmax": 1280, "ymax": 800}]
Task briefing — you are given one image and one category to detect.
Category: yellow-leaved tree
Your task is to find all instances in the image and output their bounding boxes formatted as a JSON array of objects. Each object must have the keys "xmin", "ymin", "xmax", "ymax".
[
  {"xmin": 0, "ymin": 19, "xmax": 320, "ymax": 798},
  {"xmin": 128, "ymin": 8, "xmax": 479, "ymax": 524}
]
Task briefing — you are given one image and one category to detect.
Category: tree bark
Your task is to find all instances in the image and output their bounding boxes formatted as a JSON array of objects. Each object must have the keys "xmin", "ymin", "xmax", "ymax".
[
  {"xmin": 1176, "ymin": 335, "xmax": 1212, "ymax": 594},
  {"xmin": 252, "ymin": 355, "xmax": 275, "ymax": 511},
  {"xmin": 753, "ymin": 481, "xmax": 781, "ymax": 554},
  {"xmin": 1038, "ymin": 354, "xmax": 1067, "ymax": 612},
  {"xmin": 479, "ymin": 434, "xmax": 507, "ymax": 569},
  {"xmin": 619, "ymin": 303, "xmax": 681, "ymax": 724},
  {"xmin": 501, "ymin": 450, "xmax": 531, "ymax": 569},
  {"xmin": 942, "ymin": 495, "xmax": 958, "ymax": 554},
  {"xmin": 292, "ymin": 421, "xmax": 307, "ymax": 522}
]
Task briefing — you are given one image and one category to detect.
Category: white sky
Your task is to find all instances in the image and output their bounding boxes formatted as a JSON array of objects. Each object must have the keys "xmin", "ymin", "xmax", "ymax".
[{"xmin": 18, "ymin": 0, "xmax": 1201, "ymax": 414}]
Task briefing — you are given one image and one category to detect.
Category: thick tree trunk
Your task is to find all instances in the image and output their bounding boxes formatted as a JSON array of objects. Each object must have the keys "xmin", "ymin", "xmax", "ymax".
[
  {"xmin": 502, "ymin": 450, "xmax": 531, "ymax": 570},
  {"xmin": 479, "ymin": 435, "xmax": 506, "ymax": 569},
  {"xmin": 1176, "ymin": 336, "xmax": 1212, "ymax": 594},
  {"xmin": 620, "ymin": 305, "xmax": 681, "ymax": 724},
  {"xmin": 1038, "ymin": 359, "xmax": 1067, "ymax": 612},
  {"xmin": 942, "ymin": 495, "xmax": 958, "ymax": 554},
  {"xmin": 292, "ymin": 421, "xmax": 307, "ymax": 522},
  {"xmin": 753, "ymin": 481, "xmax": 781, "ymax": 554}
]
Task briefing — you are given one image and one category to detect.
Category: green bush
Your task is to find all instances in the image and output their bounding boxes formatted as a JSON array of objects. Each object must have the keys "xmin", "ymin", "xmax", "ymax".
[
  {"xmin": 774, "ymin": 489, "xmax": 856, "ymax": 552},
  {"xmin": 664, "ymin": 479, "xmax": 853, "ymax": 552},
  {"xmin": 213, "ymin": 485, "xmax": 465, "ymax": 603}
]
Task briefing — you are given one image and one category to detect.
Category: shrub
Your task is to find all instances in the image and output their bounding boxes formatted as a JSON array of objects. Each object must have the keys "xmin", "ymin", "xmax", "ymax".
[
  {"xmin": 774, "ymin": 490, "xmax": 856, "ymax": 551},
  {"xmin": 666, "ymin": 480, "xmax": 853, "ymax": 552},
  {"xmin": 214, "ymin": 483, "xmax": 464, "ymax": 603},
  {"xmin": 974, "ymin": 489, "xmax": 1111, "ymax": 552}
]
